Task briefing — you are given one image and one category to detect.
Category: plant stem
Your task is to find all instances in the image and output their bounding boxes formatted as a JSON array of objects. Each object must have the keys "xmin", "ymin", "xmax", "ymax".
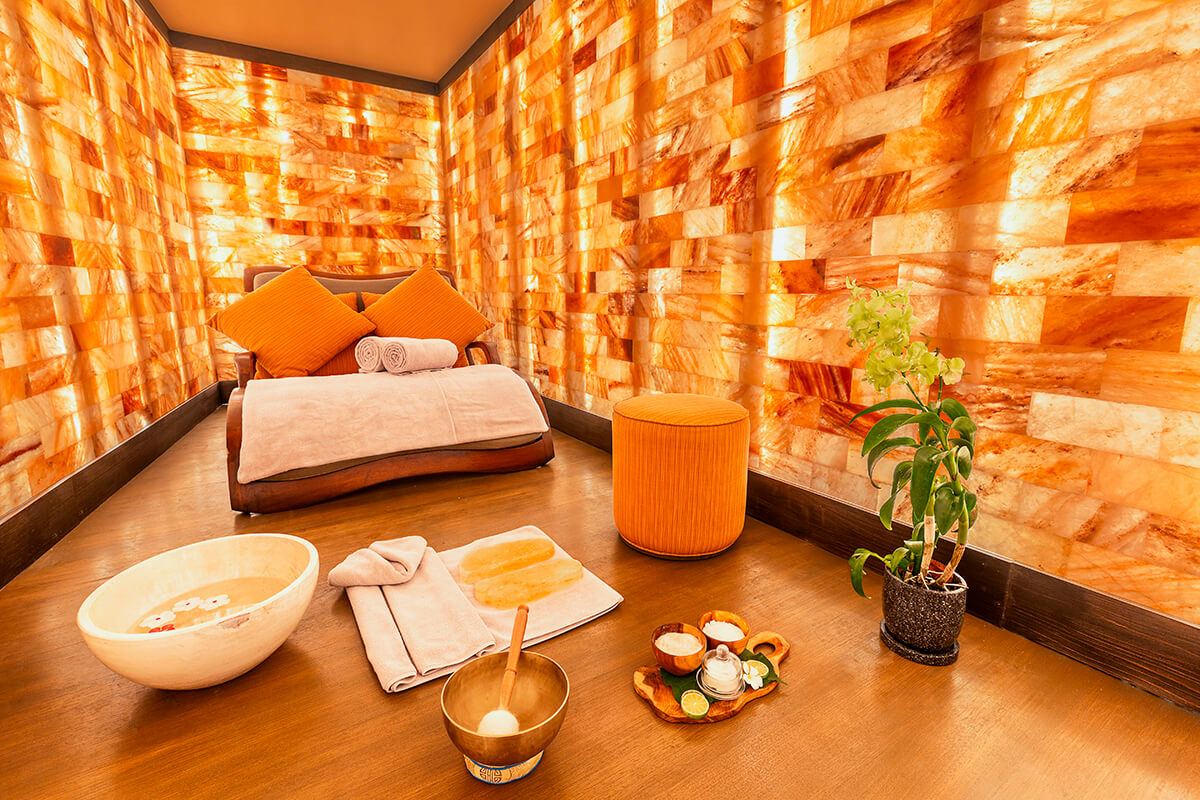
[{"xmin": 936, "ymin": 508, "xmax": 971, "ymax": 587}]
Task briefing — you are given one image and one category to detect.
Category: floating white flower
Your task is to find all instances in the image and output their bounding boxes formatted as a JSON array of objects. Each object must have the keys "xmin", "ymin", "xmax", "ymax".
[
  {"xmin": 742, "ymin": 661, "xmax": 764, "ymax": 690},
  {"xmin": 140, "ymin": 610, "xmax": 176, "ymax": 629},
  {"xmin": 172, "ymin": 597, "xmax": 203, "ymax": 613},
  {"xmin": 199, "ymin": 594, "xmax": 231, "ymax": 611}
]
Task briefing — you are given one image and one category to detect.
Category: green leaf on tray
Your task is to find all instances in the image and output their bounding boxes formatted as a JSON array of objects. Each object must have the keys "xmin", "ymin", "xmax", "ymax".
[
  {"xmin": 658, "ymin": 650, "xmax": 785, "ymax": 705},
  {"xmin": 659, "ymin": 668, "xmax": 711, "ymax": 703},
  {"xmin": 740, "ymin": 650, "xmax": 786, "ymax": 686}
]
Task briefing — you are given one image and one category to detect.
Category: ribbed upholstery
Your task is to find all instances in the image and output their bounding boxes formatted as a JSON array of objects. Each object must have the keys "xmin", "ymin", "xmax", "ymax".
[
  {"xmin": 253, "ymin": 293, "xmax": 362, "ymax": 379},
  {"xmin": 362, "ymin": 266, "xmax": 491, "ymax": 366},
  {"xmin": 612, "ymin": 393, "xmax": 750, "ymax": 559},
  {"xmin": 213, "ymin": 267, "xmax": 375, "ymax": 378}
]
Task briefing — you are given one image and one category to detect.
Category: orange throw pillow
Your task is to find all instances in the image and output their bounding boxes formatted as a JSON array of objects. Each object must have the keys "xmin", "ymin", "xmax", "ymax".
[
  {"xmin": 213, "ymin": 268, "xmax": 375, "ymax": 377},
  {"xmin": 253, "ymin": 293, "xmax": 362, "ymax": 379},
  {"xmin": 361, "ymin": 268, "xmax": 490, "ymax": 361}
]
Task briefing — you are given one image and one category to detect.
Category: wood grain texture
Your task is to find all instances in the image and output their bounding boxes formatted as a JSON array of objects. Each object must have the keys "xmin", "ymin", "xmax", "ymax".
[
  {"xmin": 633, "ymin": 631, "xmax": 790, "ymax": 724},
  {"xmin": 2, "ymin": 417, "xmax": 1198, "ymax": 798}
]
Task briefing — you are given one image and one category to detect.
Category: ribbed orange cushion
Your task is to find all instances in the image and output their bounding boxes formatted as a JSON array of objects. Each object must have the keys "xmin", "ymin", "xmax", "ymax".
[
  {"xmin": 361, "ymin": 267, "xmax": 490, "ymax": 362},
  {"xmin": 612, "ymin": 393, "xmax": 750, "ymax": 559},
  {"xmin": 214, "ymin": 268, "xmax": 374, "ymax": 378},
  {"xmin": 252, "ymin": 292, "xmax": 363, "ymax": 379}
]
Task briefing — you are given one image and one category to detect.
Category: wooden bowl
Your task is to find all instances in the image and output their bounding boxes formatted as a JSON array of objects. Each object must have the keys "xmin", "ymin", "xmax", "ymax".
[
  {"xmin": 651, "ymin": 623, "xmax": 706, "ymax": 676},
  {"xmin": 76, "ymin": 533, "xmax": 318, "ymax": 690},
  {"xmin": 698, "ymin": 610, "xmax": 750, "ymax": 653},
  {"xmin": 441, "ymin": 651, "xmax": 569, "ymax": 768}
]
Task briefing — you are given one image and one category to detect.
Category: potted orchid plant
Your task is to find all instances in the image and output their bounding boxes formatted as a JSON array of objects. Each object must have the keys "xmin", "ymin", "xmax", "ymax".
[{"xmin": 843, "ymin": 281, "xmax": 977, "ymax": 665}]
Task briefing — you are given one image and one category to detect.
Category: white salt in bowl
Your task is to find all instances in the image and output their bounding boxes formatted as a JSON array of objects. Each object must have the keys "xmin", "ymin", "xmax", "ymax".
[{"xmin": 77, "ymin": 533, "xmax": 318, "ymax": 690}]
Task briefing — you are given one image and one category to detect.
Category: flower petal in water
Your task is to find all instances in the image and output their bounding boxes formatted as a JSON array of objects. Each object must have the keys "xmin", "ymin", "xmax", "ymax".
[
  {"xmin": 173, "ymin": 597, "xmax": 203, "ymax": 613},
  {"xmin": 140, "ymin": 610, "xmax": 176, "ymax": 629},
  {"xmin": 199, "ymin": 594, "xmax": 231, "ymax": 611}
]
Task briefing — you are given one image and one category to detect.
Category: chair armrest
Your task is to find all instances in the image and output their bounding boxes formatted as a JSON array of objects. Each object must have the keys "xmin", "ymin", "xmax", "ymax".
[
  {"xmin": 234, "ymin": 351, "xmax": 257, "ymax": 389},
  {"xmin": 464, "ymin": 340, "xmax": 500, "ymax": 366}
]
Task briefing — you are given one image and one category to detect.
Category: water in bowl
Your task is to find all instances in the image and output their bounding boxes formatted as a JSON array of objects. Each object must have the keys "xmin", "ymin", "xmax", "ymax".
[{"xmin": 128, "ymin": 576, "xmax": 290, "ymax": 633}]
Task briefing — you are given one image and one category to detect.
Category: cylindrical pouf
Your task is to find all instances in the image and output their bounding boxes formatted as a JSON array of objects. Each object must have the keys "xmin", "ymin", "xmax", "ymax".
[{"xmin": 612, "ymin": 393, "xmax": 750, "ymax": 559}]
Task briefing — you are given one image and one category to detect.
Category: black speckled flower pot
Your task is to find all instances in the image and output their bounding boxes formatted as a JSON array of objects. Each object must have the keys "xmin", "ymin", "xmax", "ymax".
[{"xmin": 880, "ymin": 568, "xmax": 967, "ymax": 666}]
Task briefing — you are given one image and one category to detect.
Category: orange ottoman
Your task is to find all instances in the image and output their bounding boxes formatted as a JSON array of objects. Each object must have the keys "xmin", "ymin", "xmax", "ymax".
[{"xmin": 612, "ymin": 393, "xmax": 750, "ymax": 559}]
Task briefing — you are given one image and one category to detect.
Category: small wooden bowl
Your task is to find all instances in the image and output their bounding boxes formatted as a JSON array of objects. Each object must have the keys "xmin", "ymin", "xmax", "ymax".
[
  {"xmin": 651, "ymin": 623, "xmax": 706, "ymax": 676},
  {"xmin": 698, "ymin": 610, "xmax": 750, "ymax": 653}
]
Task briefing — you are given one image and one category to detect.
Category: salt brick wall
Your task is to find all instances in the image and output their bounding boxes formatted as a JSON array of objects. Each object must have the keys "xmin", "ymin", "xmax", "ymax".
[
  {"xmin": 0, "ymin": 0, "xmax": 214, "ymax": 512},
  {"xmin": 442, "ymin": 0, "xmax": 1200, "ymax": 621},
  {"xmin": 172, "ymin": 49, "xmax": 446, "ymax": 379}
]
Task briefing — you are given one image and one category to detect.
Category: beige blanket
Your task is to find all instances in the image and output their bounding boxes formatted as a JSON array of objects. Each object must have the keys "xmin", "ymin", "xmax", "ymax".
[{"xmin": 238, "ymin": 365, "xmax": 548, "ymax": 483}]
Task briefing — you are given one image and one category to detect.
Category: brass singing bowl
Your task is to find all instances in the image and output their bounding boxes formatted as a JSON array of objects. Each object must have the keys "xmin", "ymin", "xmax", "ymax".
[{"xmin": 441, "ymin": 651, "xmax": 570, "ymax": 768}]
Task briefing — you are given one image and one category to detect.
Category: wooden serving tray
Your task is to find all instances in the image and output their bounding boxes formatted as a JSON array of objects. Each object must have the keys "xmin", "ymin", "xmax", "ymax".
[{"xmin": 633, "ymin": 631, "xmax": 789, "ymax": 724}]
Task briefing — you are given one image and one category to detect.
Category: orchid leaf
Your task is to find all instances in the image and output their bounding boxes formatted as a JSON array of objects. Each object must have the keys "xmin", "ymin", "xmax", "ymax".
[
  {"xmin": 860, "ymin": 413, "xmax": 917, "ymax": 456},
  {"xmin": 849, "ymin": 399, "xmax": 924, "ymax": 425},
  {"xmin": 908, "ymin": 445, "xmax": 942, "ymax": 527},
  {"xmin": 866, "ymin": 437, "xmax": 918, "ymax": 487}
]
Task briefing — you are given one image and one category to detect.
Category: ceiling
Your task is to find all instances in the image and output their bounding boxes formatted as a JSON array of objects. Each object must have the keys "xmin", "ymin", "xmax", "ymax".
[{"xmin": 152, "ymin": 0, "xmax": 513, "ymax": 83}]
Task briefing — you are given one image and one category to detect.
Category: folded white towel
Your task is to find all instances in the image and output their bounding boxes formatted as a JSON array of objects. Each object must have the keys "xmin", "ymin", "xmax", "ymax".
[
  {"xmin": 381, "ymin": 338, "xmax": 458, "ymax": 374},
  {"xmin": 354, "ymin": 337, "xmax": 386, "ymax": 373}
]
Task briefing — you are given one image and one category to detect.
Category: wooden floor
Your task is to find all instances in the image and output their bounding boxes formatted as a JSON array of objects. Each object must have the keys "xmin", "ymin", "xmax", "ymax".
[{"xmin": 2, "ymin": 411, "xmax": 1199, "ymax": 799}]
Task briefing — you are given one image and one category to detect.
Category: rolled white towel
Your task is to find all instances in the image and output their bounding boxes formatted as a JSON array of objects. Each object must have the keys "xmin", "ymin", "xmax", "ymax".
[
  {"xmin": 355, "ymin": 337, "xmax": 386, "ymax": 372},
  {"xmin": 381, "ymin": 338, "xmax": 459, "ymax": 374}
]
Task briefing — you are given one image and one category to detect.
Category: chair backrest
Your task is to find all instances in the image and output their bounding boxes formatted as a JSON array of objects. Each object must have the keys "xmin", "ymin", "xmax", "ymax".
[{"xmin": 243, "ymin": 266, "xmax": 456, "ymax": 295}]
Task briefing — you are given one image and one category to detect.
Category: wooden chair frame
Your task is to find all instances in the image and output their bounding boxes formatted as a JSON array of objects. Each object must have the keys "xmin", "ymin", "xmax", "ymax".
[{"xmin": 225, "ymin": 268, "xmax": 555, "ymax": 513}]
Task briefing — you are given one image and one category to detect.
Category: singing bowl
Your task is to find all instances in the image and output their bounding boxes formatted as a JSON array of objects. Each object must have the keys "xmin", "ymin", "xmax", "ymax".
[
  {"xmin": 441, "ymin": 651, "xmax": 570, "ymax": 768},
  {"xmin": 76, "ymin": 533, "xmax": 318, "ymax": 690}
]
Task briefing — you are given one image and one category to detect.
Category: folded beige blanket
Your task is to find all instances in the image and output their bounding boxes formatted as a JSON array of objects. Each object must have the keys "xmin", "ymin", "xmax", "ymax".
[
  {"xmin": 330, "ymin": 536, "xmax": 496, "ymax": 692},
  {"xmin": 238, "ymin": 365, "xmax": 549, "ymax": 483},
  {"xmin": 356, "ymin": 336, "xmax": 458, "ymax": 374},
  {"xmin": 331, "ymin": 528, "xmax": 622, "ymax": 693}
]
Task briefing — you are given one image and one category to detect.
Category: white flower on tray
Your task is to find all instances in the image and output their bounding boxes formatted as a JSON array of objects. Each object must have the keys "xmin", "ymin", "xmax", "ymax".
[
  {"xmin": 199, "ymin": 594, "xmax": 231, "ymax": 611},
  {"xmin": 172, "ymin": 597, "xmax": 203, "ymax": 613},
  {"xmin": 742, "ymin": 661, "xmax": 764, "ymax": 690},
  {"xmin": 139, "ymin": 610, "xmax": 176, "ymax": 629}
]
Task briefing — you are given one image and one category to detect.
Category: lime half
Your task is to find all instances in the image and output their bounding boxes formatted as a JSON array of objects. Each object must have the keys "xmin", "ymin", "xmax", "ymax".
[
  {"xmin": 680, "ymin": 689, "xmax": 709, "ymax": 719},
  {"xmin": 745, "ymin": 660, "xmax": 770, "ymax": 680}
]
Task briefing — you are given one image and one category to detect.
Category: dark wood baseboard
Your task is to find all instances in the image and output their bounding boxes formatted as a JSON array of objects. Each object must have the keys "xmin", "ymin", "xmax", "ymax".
[
  {"xmin": 0, "ymin": 383, "xmax": 222, "ymax": 588},
  {"xmin": 542, "ymin": 395, "xmax": 1200, "ymax": 713}
]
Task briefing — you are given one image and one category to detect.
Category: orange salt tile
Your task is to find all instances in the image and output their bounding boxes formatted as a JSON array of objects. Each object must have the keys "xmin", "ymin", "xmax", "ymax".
[
  {"xmin": 877, "ymin": 114, "xmax": 973, "ymax": 173},
  {"xmin": 1101, "ymin": 350, "xmax": 1200, "ymax": 413},
  {"xmin": 1066, "ymin": 180, "xmax": 1200, "ymax": 244},
  {"xmin": 990, "ymin": 243, "xmax": 1118, "ymax": 295},
  {"xmin": 971, "ymin": 84, "xmax": 1089, "ymax": 157},
  {"xmin": 805, "ymin": 218, "xmax": 872, "ymax": 258},
  {"xmin": 871, "ymin": 208, "xmax": 958, "ymax": 254},
  {"xmin": 1134, "ymin": 117, "xmax": 1200, "ymax": 185},
  {"xmin": 1088, "ymin": 57, "xmax": 1200, "ymax": 135},
  {"xmin": 885, "ymin": 14, "xmax": 982, "ymax": 89},
  {"xmin": 975, "ymin": 429, "xmax": 1093, "ymax": 492},
  {"xmin": 899, "ymin": 250, "xmax": 994, "ymax": 295},
  {"xmin": 1040, "ymin": 296, "xmax": 1189, "ymax": 351},
  {"xmin": 937, "ymin": 294, "xmax": 1045, "ymax": 342},
  {"xmin": 1008, "ymin": 131, "xmax": 1140, "ymax": 199},
  {"xmin": 1027, "ymin": 392, "xmax": 1163, "ymax": 459},
  {"xmin": 1089, "ymin": 451, "xmax": 1200, "ymax": 524},
  {"xmin": 908, "ymin": 153, "xmax": 1010, "ymax": 211},
  {"xmin": 848, "ymin": 0, "xmax": 933, "ymax": 59}
]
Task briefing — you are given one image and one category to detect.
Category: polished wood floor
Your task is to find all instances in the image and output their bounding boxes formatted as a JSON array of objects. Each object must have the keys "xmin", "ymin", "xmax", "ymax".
[{"xmin": 2, "ymin": 411, "xmax": 1199, "ymax": 799}]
